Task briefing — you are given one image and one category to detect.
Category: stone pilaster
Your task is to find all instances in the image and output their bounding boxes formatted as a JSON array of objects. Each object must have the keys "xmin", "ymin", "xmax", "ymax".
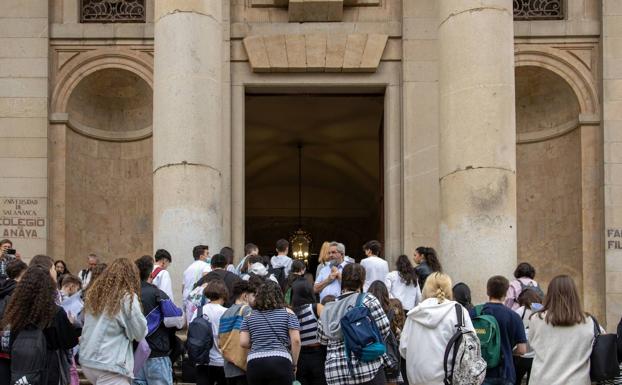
[
  {"xmin": 153, "ymin": 0, "xmax": 225, "ymax": 301},
  {"xmin": 438, "ymin": 0, "xmax": 517, "ymax": 301},
  {"xmin": 603, "ymin": 0, "xmax": 622, "ymax": 330},
  {"xmin": 0, "ymin": 0, "xmax": 49, "ymax": 260}
]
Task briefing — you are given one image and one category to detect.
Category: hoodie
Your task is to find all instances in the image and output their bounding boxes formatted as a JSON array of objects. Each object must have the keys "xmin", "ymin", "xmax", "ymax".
[
  {"xmin": 270, "ymin": 255, "xmax": 293, "ymax": 277},
  {"xmin": 241, "ymin": 263, "xmax": 279, "ymax": 284},
  {"xmin": 399, "ymin": 298, "xmax": 474, "ymax": 385}
]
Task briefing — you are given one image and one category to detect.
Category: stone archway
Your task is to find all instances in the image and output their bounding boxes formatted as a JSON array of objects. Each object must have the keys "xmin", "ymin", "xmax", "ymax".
[
  {"xmin": 514, "ymin": 46, "xmax": 604, "ymax": 320},
  {"xmin": 48, "ymin": 51, "xmax": 154, "ymax": 270}
]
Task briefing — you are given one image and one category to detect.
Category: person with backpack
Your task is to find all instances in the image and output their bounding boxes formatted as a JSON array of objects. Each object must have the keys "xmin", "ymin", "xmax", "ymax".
[
  {"xmin": 271, "ymin": 239, "xmax": 293, "ymax": 279},
  {"xmin": 218, "ymin": 280, "xmax": 256, "ymax": 385},
  {"xmin": 290, "ymin": 262, "xmax": 326, "ymax": 385},
  {"xmin": 196, "ymin": 254, "xmax": 242, "ymax": 307},
  {"xmin": 505, "ymin": 262, "xmax": 544, "ymax": 310},
  {"xmin": 134, "ymin": 255, "xmax": 184, "ymax": 385},
  {"xmin": 80, "ymin": 258, "xmax": 148, "ymax": 385},
  {"xmin": 239, "ymin": 280, "xmax": 301, "ymax": 385},
  {"xmin": 317, "ymin": 263, "xmax": 391, "ymax": 385},
  {"xmin": 470, "ymin": 275, "xmax": 527, "ymax": 385},
  {"xmin": 513, "ymin": 288, "xmax": 542, "ymax": 385},
  {"xmin": 384, "ymin": 254, "xmax": 421, "ymax": 312},
  {"xmin": 1, "ymin": 265, "xmax": 80, "ymax": 385},
  {"xmin": 527, "ymin": 275, "xmax": 595, "ymax": 385},
  {"xmin": 413, "ymin": 247, "xmax": 442, "ymax": 288},
  {"xmin": 367, "ymin": 281, "xmax": 401, "ymax": 385},
  {"xmin": 152, "ymin": 249, "xmax": 175, "ymax": 302},
  {"xmin": 240, "ymin": 255, "xmax": 279, "ymax": 284},
  {"xmin": 190, "ymin": 280, "xmax": 230, "ymax": 385},
  {"xmin": 399, "ymin": 272, "xmax": 480, "ymax": 385}
]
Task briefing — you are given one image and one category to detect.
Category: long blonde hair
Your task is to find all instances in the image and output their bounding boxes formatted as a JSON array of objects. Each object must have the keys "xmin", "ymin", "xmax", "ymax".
[
  {"xmin": 422, "ymin": 272, "xmax": 453, "ymax": 303},
  {"xmin": 318, "ymin": 241, "xmax": 330, "ymax": 265},
  {"xmin": 84, "ymin": 258, "xmax": 141, "ymax": 317}
]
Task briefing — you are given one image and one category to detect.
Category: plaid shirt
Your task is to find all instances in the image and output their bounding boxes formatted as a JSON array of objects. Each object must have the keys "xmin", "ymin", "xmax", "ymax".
[{"xmin": 317, "ymin": 292, "xmax": 393, "ymax": 385}]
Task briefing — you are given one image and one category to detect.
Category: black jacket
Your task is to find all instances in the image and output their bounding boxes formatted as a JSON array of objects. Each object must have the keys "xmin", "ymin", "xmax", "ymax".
[
  {"xmin": 139, "ymin": 281, "xmax": 184, "ymax": 358},
  {"xmin": 197, "ymin": 269, "xmax": 241, "ymax": 307}
]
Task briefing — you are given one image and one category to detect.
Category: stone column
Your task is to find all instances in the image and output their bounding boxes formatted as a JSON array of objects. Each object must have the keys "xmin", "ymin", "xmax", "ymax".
[
  {"xmin": 438, "ymin": 0, "xmax": 517, "ymax": 302},
  {"xmin": 153, "ymin": 0, "xmax": 224, "ymax": 301}
]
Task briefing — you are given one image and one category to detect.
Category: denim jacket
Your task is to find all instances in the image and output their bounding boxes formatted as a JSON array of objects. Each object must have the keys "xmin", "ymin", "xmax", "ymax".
[{"xmin": 79, "ymin": 294, "xmax": 148, "ymax": 378}]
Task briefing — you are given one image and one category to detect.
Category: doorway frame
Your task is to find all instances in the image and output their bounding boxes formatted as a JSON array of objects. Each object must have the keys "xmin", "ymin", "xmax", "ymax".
[{"xmin": 231, "ymin": 62, "xmax": 403, "ymax": 260}]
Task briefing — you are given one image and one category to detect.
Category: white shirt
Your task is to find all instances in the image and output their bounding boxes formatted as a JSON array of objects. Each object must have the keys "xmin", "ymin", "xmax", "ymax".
[
  {"xmin": 79, "ymin": 269, "xmax": 92, "ymax": 288},
  {"xmin": 361, "ymin": 256, "xmax": 389, "ymax": 292},
  {"xmin": 152, "ymin": 267, "xmax": 174, "ymax": 302},
  {"xmin": 384, "ymin": 271, "xmax": 421, "ymax": 310},
  {"xmin": 191, "ymin": 303, "xmax": 227, "ymax": 367},
  {"xmin": 182, "ymin": 260, "xmax": 211, "ymax": 300}
]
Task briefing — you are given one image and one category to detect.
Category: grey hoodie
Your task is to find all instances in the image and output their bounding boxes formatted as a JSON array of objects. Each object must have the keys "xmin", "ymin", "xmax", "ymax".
[
  {"xmin": 270, "ymin": 255, "xmax": 293, "ymax": 277},
  {"xmin": 318, "ymin": 292, "xmax": 361, "ymax": 340}
]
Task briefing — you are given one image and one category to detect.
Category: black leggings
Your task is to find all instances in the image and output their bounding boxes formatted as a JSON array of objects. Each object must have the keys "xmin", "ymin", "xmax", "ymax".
[
  {"xmin": 514, "ymin": 356, "xmax": 533, "ymax": 385},
  {"xmin": 196, "ymin": 365, "xmax": 227, "ymax": 385},
  {"xmin": 247, "ymin": 357, "xmax": 294, "ymax": 385},
  {"xmin": 297, "ymin": 347, "xmax": 326, "ymax": 385}
]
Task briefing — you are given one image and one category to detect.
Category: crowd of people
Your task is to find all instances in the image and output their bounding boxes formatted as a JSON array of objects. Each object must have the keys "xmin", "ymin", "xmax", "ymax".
[{"xmin": 0, "ymin": 237, "xmax": 620, "ymax": 385}]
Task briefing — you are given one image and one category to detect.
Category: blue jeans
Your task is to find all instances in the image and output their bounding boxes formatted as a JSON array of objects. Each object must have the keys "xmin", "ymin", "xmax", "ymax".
[
  {"xmin": 482, "ymin": 378, "xmax": 514, "ymax": 385},
  {"xmin": 133, "ymin": 356, "xmax": 173, "ymax": 385}
]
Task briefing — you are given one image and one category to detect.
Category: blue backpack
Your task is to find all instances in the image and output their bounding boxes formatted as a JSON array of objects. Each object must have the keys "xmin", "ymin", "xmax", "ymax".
[
  {"xmin": 186, "ymin": 305, "xmax": 213, "ymax": 365},
  {"xmin": 340, "ymin": 293, "xmax": 386, "ymax": 377}
]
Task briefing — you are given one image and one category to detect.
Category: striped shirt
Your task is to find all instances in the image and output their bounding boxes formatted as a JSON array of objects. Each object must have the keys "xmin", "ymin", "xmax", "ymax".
[
  {"xmin": 294, "ymin": 304, "xmax": 319, "ymax": 346},
  {"xmin": 240, "ymin": 308, "xmax": 300, "ymax": 362}
]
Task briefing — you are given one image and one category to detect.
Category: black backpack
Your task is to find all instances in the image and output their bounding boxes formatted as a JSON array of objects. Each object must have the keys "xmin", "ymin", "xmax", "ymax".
[
  {"xmin": 10, "ymin": 326, "xmax": 49, "ymax": 385},
  {"xmin": 269, "ymin": 266, "xmax": 287, "ymax": 291},
  {"xmin": 185, "ymin": 305, "xmax": 213, "ymax": 365}
]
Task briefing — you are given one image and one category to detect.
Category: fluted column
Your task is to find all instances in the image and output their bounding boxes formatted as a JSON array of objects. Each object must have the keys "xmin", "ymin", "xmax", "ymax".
[
  {"xmin": 438, "ymin": 0, "xmax": 517, "ymax": 301},
  {"xmin": 153, "ymin": 1, "xmax": 225, "ymax": 301}
]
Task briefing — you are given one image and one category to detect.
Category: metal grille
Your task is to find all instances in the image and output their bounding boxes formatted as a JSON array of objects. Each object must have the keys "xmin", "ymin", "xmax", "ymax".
[
  {"xmin": 513, "ymin": 0, "xmax": 564, "ymax": 20},
  {"xmin": 80, "ymin": 0, "xmax": 146, "ymax": 23}
]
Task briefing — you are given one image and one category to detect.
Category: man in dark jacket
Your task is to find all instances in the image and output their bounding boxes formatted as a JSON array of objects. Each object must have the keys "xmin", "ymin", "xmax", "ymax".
[
  {"xmin": 135, "ymin": 255, "xmax": 184, "ymax": 385},
  {"xmin": 196, "ymin": 254, "xmax": 241, "ymax": 307}
]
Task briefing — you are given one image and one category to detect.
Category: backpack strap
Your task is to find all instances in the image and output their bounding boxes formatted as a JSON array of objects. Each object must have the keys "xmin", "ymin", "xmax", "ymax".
[
  {"xmin": 355, "ymin": 292, "xmax": 366, "ymax": 307},
  {"xmin": 150, "ymin": 267, "xmax": 163, "ymax": 280},
  {"xmin": 443, "ymin": 304, "xmax": 465, "ymax": 385}
]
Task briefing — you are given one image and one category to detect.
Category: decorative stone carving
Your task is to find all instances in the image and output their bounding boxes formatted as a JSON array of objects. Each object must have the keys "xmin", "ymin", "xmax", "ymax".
[
  {"xmin": 513, "ymin": 0, "xmax": 564, "ymax": 21},
  {"xmin": 81, "ymin": 0, "xmax": 146, "ymax": 23},
  {"xmin": 243, "ymin": 33, "xmax": 388, "ymax": 72}
]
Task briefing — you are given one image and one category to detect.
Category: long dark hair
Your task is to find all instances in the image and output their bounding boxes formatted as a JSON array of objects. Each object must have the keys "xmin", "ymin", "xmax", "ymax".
[
  {"xmin": 537, "ymin": 275, "xmax": 586, "ymax": 326},
  {"xmin": 416, "ymin": 246, "xmax": 442, "ymax": 272},
  {"xmin": 368, "ymin": 280, "xmax": 391, "ymax": 315},
  {"xmin": 1, "ymin": 266, "xmax": 58, "ymax": 332},
  {"xmin": 396, "ymin": 254, "xmax": 417, "ymax": 286}
]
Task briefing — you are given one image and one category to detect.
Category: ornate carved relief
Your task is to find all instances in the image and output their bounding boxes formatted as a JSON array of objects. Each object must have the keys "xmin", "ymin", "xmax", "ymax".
[
  {"xmin": 243, "ymin": 33, "xmax": 388, "ymax": 72},
  {"xmin": 513, "ymin": 0, "xmax": 564, "ymax": 20},
  {"xmin": 80, "ymin": 0, "xmax": 146, "ymax": 23}
]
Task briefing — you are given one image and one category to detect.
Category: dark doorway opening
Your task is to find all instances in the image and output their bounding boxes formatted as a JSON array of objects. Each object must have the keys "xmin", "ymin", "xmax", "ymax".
[{"xmin": 245, "ymin": 94, "xmax": 384, "ymax": 274}]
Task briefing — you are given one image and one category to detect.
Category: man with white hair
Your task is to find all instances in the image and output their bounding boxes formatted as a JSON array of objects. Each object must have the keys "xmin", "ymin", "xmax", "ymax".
[
  {"xmin": 78, "ymin": 253, "xmax": 99, "ymax": 287},
  {"xmin": 313, "ymin": 241, "xmax": 350, "ymax": 302}
]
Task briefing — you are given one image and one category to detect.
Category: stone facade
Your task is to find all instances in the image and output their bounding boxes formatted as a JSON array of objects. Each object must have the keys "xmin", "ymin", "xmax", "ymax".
[{"xmin": 0, "ymin": 0, "xmax": 619, "ymax": 328}]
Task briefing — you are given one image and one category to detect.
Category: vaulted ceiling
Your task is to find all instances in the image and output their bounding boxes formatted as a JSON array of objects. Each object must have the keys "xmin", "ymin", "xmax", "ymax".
[{"xmin": 245, "ymin": 94, "xmax": 383, "ymax": 218}]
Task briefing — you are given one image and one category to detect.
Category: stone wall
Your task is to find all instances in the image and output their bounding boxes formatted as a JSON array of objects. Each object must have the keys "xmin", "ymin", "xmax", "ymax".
[
  {"xmin": 604, "ymin": 0, "xmax": 622, "ymax": 330},
  {"xmin": 0, "ymin": 0, "xmax": 49, "ymax": 260}
]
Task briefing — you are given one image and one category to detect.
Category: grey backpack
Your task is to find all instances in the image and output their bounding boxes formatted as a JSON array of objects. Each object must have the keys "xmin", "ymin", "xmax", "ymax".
[{"xmin": 443, "ymin": 304, "xmax": 487, "ymax": 385}]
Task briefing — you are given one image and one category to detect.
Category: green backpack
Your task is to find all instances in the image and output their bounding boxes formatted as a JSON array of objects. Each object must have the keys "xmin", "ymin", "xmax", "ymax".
[{"xmin": 472, "ymin": 304, "xmax": 502, "ymax": 369}]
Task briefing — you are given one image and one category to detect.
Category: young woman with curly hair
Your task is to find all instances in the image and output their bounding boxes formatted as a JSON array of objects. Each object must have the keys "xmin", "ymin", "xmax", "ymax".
[
  {"xmin": 79, "ymin": 258, "xmax": 147, "ymax": 385},
  {"xmin": 413, "ymin": 247, "xmax": 442, "ymax": 288},
  {"xmin": 240, "ymin": 281, "xmax": 301, "ymax": 385},
  {"xmin": 0, "ymin": 265, "xmax": 80, "ymax": 385}
]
